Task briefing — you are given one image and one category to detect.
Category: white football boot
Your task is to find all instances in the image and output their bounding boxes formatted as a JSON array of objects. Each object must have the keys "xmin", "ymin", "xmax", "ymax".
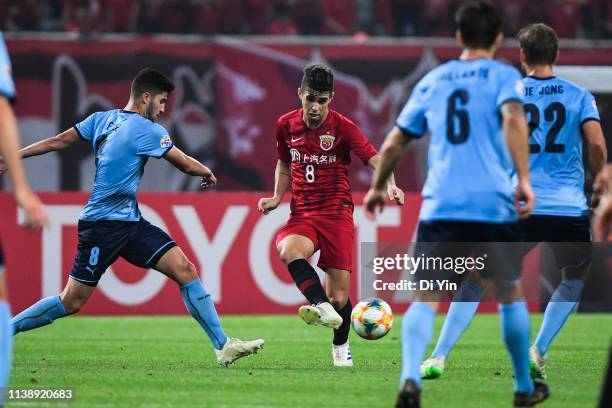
[
  {"xmin": 215, "ymin": 337, "xmax": 264, "ymax": 367},
  {"xmin": 420, "ymin": 355, "xmax": 446, "ymax": 379},
  {"xmin": 332, "ymin": 341, "xmax": 353, "ymax": 367},
  {"xmin": 529, "ymin": 345, "xmax": 547, "ymax": 380},
  {"xmin": 298, "ymin": 302, "xmax": 342, "ymax": 329}
]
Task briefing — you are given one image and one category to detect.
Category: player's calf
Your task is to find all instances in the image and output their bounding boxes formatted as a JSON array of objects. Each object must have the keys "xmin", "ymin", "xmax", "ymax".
[
  {"xmin": 180, "ymin": 279, "xmax": 228, "ymax": 350},
  {"xmin": 11, "ymin": 295, "xmax": 67, "ymax": 334},
  {"xmin": 287, "ymin": 259, "xmax": 329, "ymax": 305},
  {"xmin": 331, "ymin": 299, "xmax": 353, "ymax": 367},
  {"xmin": 332, "ymin": 298, "xmax": 352, "ymax": 344},
  {"xmin": 12, "ymin": 278, "xmax": 94, "ymax": 334}
]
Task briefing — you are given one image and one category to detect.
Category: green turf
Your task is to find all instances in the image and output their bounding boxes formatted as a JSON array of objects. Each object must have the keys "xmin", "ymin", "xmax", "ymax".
[{"xmin": 8, "ymin": 313, "xmax": 611, "ymax": 408}]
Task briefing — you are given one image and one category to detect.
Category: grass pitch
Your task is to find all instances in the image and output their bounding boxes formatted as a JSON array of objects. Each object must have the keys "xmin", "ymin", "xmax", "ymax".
[{"xmin": 9, "ymin": 313, "xmax": 611, "ymax": 408}]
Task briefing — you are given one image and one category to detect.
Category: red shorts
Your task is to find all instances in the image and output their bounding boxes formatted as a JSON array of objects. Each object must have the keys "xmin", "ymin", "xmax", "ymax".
[{"xmin": 276, "ymin": 214, "xmax": 355, "ymax": 272}]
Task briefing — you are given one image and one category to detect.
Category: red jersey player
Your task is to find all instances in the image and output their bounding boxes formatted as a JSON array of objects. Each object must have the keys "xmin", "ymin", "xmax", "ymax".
[{"xmin": 258, "ymin": 64, "xmax": 404, "ymax": 366}]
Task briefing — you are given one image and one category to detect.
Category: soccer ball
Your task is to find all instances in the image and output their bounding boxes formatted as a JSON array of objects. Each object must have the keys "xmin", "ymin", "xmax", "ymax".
[{"xmin": 351, "ymin": 298, "xmax": 393, "ymax": 340}]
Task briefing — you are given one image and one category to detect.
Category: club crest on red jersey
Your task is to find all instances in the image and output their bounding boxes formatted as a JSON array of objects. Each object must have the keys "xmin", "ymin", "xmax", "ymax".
[{"xmin": 319, "ymin": 134, "xmax": 335, "ymax": 151}]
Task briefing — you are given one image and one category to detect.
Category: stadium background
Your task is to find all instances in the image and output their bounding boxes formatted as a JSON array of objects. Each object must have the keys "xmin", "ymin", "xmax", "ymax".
[{"xmin": 0, "ymin": 0, "xmax": 611, "ymax": 316}]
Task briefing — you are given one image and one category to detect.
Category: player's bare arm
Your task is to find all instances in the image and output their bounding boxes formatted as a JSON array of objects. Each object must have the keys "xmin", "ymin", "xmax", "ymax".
[
  {"xmin": 583, "ymin": 120, "xmax": 607, "ymax": 208},
  {"xmin": 501, "ymin": 100, "xmax": 535, "ymax": 219},
  {"xmin": 0, "ymin": 127, "xmax": 80, "ymax": 173},
  {"xmin": 367, "ymin": 154, "xmax": 405, "ymax": 206},
  {"xmin": 164, "ymin": 145, "xmax": 217, "ymax": 189},
  {"xmin": 258, "ymin": 159, "xmax": 291, "ymax": 215},
  {"xmin": 364, "ymin": 126, "xmax": 413, "ymax": 219},
  {"xmin": 0, "ymin": 96, "xmax": 48, "ymax": 229}
]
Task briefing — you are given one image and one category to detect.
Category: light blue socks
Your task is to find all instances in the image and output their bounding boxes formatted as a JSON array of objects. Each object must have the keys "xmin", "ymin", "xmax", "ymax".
[
  {"xmin": 400, "ymin": 303, "xmax": 436, "ymax": 387},
  {"xmin": 0, "ymin": 301, "xmax": 12, "ymax": 401},
  {"xmin": 534, "ymin": 278, "xmax": 583, "ymax": 355},
  {"xmin": 180, "ymin": 279, "xmax": 227, "ymax": 350},
  {"xmin": 499, "ymin": 301, "xmax": 533, "ymax": 395},
  {"xmin": 11, "ymin": 296, "xmax": 67, "ymax": 335},
  {"xmin": 431, "ymin": 280, "xmax": 484, "ymax": 358}
]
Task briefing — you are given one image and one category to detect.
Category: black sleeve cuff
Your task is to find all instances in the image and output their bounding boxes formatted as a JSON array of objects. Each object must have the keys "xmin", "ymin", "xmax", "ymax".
[
  {"xmin": 395, "ymin": 122, "xmax": 423, "ymax": 140},
  {"xmin": 0, "ymin": 90, "xmax": 16, "ymax": 105},
  {"xmin": 580, "ymin": 117, "xmax": 600, "ymax": 127},
  {"xmin": 73, "ymin": 126, "xmax": 85, "ymax": 140},
  {"xmin": 157, "ymin": 143, "xmax": 173, "ymax": 159}
]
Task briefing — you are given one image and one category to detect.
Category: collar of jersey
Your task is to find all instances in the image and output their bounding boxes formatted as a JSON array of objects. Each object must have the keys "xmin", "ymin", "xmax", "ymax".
[
  {"xmin": 120, "ymin": 109, "xmax": 139, "ymax": 114},
  {"xmin": 528, "ymin": 75, "xmax": 556, "ymax": 81}
]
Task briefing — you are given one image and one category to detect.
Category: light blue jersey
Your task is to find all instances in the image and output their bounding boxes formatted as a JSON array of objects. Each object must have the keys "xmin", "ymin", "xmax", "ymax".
[
  {"xmin": 523, "ymin": 76, "xmax": 600, "ymax": 216},
  {"xmin": 0, "ymin": 33, "xmax": 16, "ymax": 101},
  {"xmin": 74, "ymin": 110, "xmax": 173, "ymax": 221},
  {"xmin": 397, "ymin": 58, "xmax": 524, "ymax": 223}
]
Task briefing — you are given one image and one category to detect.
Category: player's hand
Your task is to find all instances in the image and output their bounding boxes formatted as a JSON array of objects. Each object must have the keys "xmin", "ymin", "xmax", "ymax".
[
  {"xmin": 200, "ymin": 168, "xmax": 217, "ymax": 189},
  {"xmin": 591, "ymin": 191, "xmax": 602, "ymax": 210},
  {"xmin": 514, "ymin": 180, "xmax": 535, "ymax": 220},
  {"xmin": 364, "ymin": 188, "xmax": 387, "ymax": 220},
  {"xmin": 387, "ymin": 185, "xmax": 405, "ymax": 206},
  {"xmin": 593, "ymin": 196, "xmax": 612, "ymax": 241},
  {"xmin": 14, "ymin": 187, "xmax": 49, "ymax": 230},
  {"xmin": 0, "ymin": 155, "xmax": 6, "ymax": 176},
  {"xmin": 258, "ymin": 197, "xmax": 281, "ymax": 215},
  {"xmin": 591, "ymin": 165, "xmax": 612, "ymax": 209}
]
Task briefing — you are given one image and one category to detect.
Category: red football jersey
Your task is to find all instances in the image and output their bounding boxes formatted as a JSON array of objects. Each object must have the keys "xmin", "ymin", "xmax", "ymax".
[{"xmin": 276, "ymin": 108, "xmax": 377, "ymax": 216}]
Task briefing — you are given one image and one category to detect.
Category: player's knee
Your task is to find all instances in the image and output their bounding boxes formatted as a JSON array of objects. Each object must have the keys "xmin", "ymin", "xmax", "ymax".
[
  {"xmin": 174, "ymin": 258, "xmax": 198, "ymax": 284},
  {"xmin": 278, "ymin": 246, "xmax": 303, "ymax": 265}
]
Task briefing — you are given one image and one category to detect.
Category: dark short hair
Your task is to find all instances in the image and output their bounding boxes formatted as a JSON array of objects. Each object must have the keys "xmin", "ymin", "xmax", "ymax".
[
  {"xmin": 517, "ymin": 23, "xmax": 558, "ymax": 66},
  {"xmin": 131, "ymin": 68, "xmax": 174, "ymax": 97},
  {"xmin": 300, "ymin": 64, "xmax": 333, "ymax": 93},
  {"xmin": 455, "ymin": 1, "xmax": 502, "ymax": 49}
]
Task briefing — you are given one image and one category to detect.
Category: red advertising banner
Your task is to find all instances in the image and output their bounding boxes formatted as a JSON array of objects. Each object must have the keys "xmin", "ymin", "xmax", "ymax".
[{"xmin": 1, "ymin": 192, "xmax": 543, "ymax": 315}]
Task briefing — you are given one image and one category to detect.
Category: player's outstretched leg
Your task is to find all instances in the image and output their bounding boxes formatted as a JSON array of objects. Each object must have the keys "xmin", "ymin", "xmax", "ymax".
[
  {"xmin": 531, "ymin": 277, "xmax": 584, "ymax": 379},
  {"xmin": 422, "ymin": 279, "xmax": 484, "ymax": 379},
  {"xmin": 156, "ymin": 247, "xmax": 264, "ymax": 366},
  {"xmin": 396, "ymin": 297, "xmax": 438, "ymax": 408},
  {"xmin": 11, "ymin": 278, "xmax": 93, "ymax": 335}
]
